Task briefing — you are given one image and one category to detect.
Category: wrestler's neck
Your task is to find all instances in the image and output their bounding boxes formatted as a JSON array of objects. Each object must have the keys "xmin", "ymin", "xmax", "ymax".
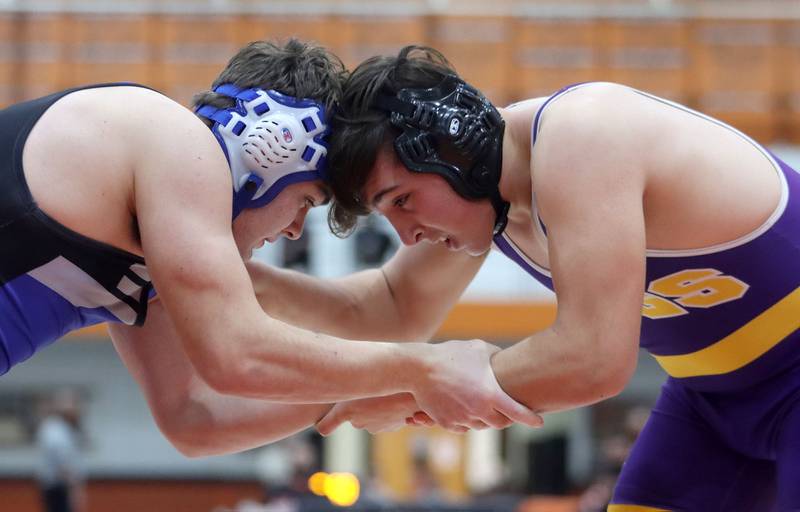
[{"xmin": 497, "ymin": 106, "xmax": 535, "ymax": 227}]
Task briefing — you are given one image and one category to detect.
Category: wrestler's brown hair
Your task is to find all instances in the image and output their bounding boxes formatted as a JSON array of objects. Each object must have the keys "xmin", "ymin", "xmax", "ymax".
[
  {"xmin": 192, "ymin": 38, "xmax": 346, "ymax": 125},
  {"xmin": 326, "ymin": 45, "xmax": 457, "ymax": 237}
]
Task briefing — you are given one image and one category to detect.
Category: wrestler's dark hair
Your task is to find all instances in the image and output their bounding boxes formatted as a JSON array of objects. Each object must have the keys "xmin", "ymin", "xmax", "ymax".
[
  {"xmin": 326, "ymin": 45, "xmax": 457, "ymax": 237},
  {"xmin": 192, "ymin": 38, "xmax": 346, "ymax": 125}
]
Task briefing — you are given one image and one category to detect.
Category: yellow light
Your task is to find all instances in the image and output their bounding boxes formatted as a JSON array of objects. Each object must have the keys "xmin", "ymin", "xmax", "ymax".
[
  {"xmin": 323, "ymin": 472, "xmax": 360, "ymax": 507},
  {"xmin": 308, "ymin": 471, "xmax": 328, "ymax": 496}
]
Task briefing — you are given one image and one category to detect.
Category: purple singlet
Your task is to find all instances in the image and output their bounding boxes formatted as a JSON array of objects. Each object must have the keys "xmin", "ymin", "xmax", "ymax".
[{"xmin": 496, "ymin": 83, "xmax": 800, "ymax": 511}]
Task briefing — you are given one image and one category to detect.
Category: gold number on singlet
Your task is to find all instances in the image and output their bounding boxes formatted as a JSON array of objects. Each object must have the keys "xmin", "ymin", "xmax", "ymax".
[{"xmin": 642, "ymin": 269, "xmax": 749, "ymax": 320}]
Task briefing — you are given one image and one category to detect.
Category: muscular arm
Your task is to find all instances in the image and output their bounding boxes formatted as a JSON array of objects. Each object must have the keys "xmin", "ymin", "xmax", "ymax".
[
  {"xmin": 131, "ymin": 99, "xmax": 428, "ymax": 403},
  {"xmin": 492, "ymin": 87, "xmax": 647, "ymax": 412},
  {"xmin": 249, "ymin": 242, "xmax": 486, "ymax": 342},
  {"xmin": 109, "ymin": 302, "xmax": 332, "ymax": 457},
  {"xmin": 125, "ymin": 95, "xmax": 538, "ymax": 438}
]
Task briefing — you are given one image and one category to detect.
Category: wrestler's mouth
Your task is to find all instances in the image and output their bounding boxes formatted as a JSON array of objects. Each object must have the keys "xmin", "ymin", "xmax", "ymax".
[{"xmin": 433, "ymin": 234, "xmax": 456, "ymax": 249}]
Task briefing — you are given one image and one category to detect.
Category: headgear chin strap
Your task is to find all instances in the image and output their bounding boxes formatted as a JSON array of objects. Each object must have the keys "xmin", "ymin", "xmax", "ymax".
[
  {"xmin": 374, "ymin": 74, "xmax": 510, "ymax": 235},
  {"xmin": 196, "ymin": 84, "xmax": 330, "ymax": 219}
]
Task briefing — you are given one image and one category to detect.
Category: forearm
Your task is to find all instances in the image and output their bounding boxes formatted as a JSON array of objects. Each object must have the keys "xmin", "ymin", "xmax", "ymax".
[
  {"xmin": 215, "ymin": 313, "xmax": 431, "ymax": 402},
  {"xmin": 172, "ymin": 379, "xmax": 332, "ymax": 457},
  {"xmin": 491, "ymin": 325, "xmax": 636, "ymax": 413},
  {"xmin": 250, "ymin": 262, "xmax": 409, "ymax": 341},
  {"xmin": 111, "ymin": 319, "xmax": 332, "ymax": 456},
  {"xmin": 249, "ymin": 243, "xmax": 486, "ymax": 344},
  {"xmin": 156, "ymin": 271, "xmax": 433, "ymax": 404}
]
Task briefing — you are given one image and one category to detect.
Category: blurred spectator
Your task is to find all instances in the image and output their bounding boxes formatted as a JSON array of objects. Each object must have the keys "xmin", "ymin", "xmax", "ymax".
[
  {"xmin": 409, "ymin": 434, "xmax": 448, "ymax": 505},
  {"xmin": 251, "ymin": 435, "xmax": 330, "ymax": 511},
  {"xmin": 35, "ymin": 389, "xmax": 87, "ymax": 512},
  {"xmin": 412, "ymin": 453, "xmax": 445, "ymax": 505}
]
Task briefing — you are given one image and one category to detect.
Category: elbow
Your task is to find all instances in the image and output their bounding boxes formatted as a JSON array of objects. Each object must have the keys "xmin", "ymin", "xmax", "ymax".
[
  {"xmin": 152, "ymin": 395, "xmax": 226, "ymax": 458},
  {"xmin": 149, "ymin": 401, "xmax": 212, "ymax": 458},
  {"xmin": 183, "ymin": 330, "xmax": 253, "ymax": 397},
  {"xmin": 169, "ymin": 436, "xmax": 212, "ymax": 459},
  {"xmin": 591, "ymin": 336, "xmax": 639, "ymax": 399},
  {"xmin": 598, "ymin": 366, "xmax": 634, "ymax": 399},
  {"xmin": 167, "ymin": 431, "xmax": 224, "ymax": 458}
]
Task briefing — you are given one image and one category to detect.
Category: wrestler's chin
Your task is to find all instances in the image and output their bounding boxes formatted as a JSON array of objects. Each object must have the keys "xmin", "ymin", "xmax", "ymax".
[
  {"xmin": 464, "ymin": 238, "xmax": 492, "ymax": 257},
  {"xmin": 240, "ymin": 242, "xmax": 256, "ymax": 261},
  {"xmin": 466, "ymin": 247, "xmax": 490, "ymax": 257}
]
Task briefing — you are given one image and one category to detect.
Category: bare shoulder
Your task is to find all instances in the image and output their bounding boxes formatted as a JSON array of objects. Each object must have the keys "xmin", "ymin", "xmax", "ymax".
[
  {"xmin": 65, "ymin": 85, "xmax": 184, "ymax": 116},
  {"xmin": 107, "ymin": 87, "xmax": 218, "ymax": 150},
  {"xmin": 30, "ymin": 85, "xmax": 219, "ymax": 170},
  {"xmin": 42, "ymin": 85, "xmax": 186, "ymax": 130},
  {"xmin": 57, "ymin": 86, "xmax": 217, "ymax": 152},
  {"xmin": 531, "ymin": 83, "xmax": 648, "ymax": 218},
  {"xmin": 112, "ymin": 87, "xmax": 231, "ymax": 198},
  {"xmin": 22, "ymin": 85, "xmax": 211, "ymax": 254},
  {"xmin": 533, "ymin": 83, "xmax": 650, "ymax": 183},
  {"xmin": 536, "ymin": 83, "xmax": 650, "ymax": 142}
]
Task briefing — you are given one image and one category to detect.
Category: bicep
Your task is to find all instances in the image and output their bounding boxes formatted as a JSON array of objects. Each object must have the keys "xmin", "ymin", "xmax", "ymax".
[
  {"xmin": 543, "ymin": 194, "xmax": 646, "ymax": 391},
  {"xmin": 132, "ymin": 109, "xmax": 262, "ymax": 361},
  {"xmin": 546, "ymin": 192, "xmax": 646, "ymax": 340},
  {"xmin": 536, "ymin": 103, "xmax": 647, "ymax": 362}
]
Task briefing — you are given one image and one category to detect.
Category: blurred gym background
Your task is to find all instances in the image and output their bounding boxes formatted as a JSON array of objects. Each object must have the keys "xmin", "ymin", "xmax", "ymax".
[{"xmin": 0, "ymin": 1, "xmax": 798, "ymax": 511}]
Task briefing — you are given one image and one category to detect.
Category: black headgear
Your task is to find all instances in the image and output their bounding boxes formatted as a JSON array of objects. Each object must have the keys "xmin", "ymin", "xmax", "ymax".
[{"xmin": 374, "ymin": 74, "xmax": 510, "ymax": 235}]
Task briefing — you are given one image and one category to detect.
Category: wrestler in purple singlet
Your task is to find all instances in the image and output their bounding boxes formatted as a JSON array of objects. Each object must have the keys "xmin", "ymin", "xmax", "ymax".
[{"xmin": 495, "ymin": 84, "xmax": 800, "ymax": 511}]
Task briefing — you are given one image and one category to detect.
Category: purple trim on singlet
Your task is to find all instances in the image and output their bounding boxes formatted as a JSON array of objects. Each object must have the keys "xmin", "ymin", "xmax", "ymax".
[
  {"xmin": 531, "ymin": 83, "xmax": 589, "ymax": 147},
  {"xmin": 494, "ymin": 156, "xmax": 800, "ymax": 392},
  {"xmin": 494, "ymin": 84, "xmax": 800, "ymax": 392},
  {"xmin": 0, "ymin": 274, "xmax": 116, "ymax": 375},
  {"xmin": 643, "ymin": 155, "xmax": 800, "ymax": 391},
  {"xmin": 492, "ymin": 234, "xmax": 552, "ymax": 289}
]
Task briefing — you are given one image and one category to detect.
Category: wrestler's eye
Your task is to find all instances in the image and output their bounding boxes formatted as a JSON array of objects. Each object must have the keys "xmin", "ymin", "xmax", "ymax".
[{"xmin": 393, "ymin": 194, "xmax": 409, "ymax": 208}]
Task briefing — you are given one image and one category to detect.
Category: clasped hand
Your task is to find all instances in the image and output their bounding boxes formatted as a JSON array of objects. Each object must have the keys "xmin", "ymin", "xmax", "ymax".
[{"xmin": 317, "ymin": 339, "xmax": 542, "ymax": 435}]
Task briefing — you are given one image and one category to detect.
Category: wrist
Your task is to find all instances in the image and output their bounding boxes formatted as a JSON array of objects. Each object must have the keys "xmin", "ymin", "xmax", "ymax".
[{"xmin": 390, "ymin": 342, "xmax": 435, "ymax": 394}]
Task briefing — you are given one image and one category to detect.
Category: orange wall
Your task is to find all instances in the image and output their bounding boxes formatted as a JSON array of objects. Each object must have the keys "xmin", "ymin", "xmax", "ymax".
[
  {"xmin": 68, "ymin": 301, "xmax": 557, "ymax": 342},
  {"xmin": 0, "ymin": 13, "xmax": 796, "ymax": 142}
]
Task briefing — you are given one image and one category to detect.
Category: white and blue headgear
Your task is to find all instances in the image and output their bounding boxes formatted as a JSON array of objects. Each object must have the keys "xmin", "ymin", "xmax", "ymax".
[{"xmin": 196, "ymin": 83, "xmax": 330, "ymax": 219}]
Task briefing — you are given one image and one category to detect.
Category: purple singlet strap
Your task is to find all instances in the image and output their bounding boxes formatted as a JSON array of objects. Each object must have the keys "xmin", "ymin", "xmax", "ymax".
[{"xmin": 531, "ymin": 82, "xmax": 592, "ymax": 147}]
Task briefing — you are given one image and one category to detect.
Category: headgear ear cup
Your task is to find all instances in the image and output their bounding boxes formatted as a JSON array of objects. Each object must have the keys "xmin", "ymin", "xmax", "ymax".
[
  {"xmin": 374, "ymin": 74, "xmax": 510, "ymax": 235},
  {"xmin": 196, "ymin": 84, "xmax": 330, "ymax": 219}
]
